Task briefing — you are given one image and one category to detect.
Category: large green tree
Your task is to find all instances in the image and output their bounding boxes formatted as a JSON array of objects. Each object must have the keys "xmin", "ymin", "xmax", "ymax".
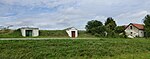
[
  {"xmin": 144, "ymin": 15, "xmax": 150, "ymax": 38},
  {"xmin": 105, "ymin": 17, "xmax": 117, "ymax": 30},
  {"xmin": 85, "ymin": 20, "xmax": 106, "ymax": 36},
  {"xmin": 115, "ymin": 26, "xmax": 125, "ymax": 34},
  {"xmin": 105, "ymin": 17, "xmax": 117, "ymax": 37}
]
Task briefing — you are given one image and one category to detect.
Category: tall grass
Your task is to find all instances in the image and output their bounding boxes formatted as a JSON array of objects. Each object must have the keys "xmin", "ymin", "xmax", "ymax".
[
  {"xmin": 0, "ymin": 38, "xmax": 150, "ymax": 59},
  {"xmin": 0, "ymin": 30, "xmax": 97, "ymax": 38},
  {"xmin": 39, "ymin": 30, "xmax": 68, "ymax": 38},
  {"xmin": 0, "ymin": 30, "xmax": 22, "ymax": 38}
]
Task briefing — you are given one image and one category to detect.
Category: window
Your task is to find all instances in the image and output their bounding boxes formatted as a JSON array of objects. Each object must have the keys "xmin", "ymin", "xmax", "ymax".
[{"xmin": 130, "ymin": 26, "xmax": 132, "ymax": 29}]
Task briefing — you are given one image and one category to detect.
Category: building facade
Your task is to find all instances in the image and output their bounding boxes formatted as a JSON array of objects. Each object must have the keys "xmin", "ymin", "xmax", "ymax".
[
  {"xmin": 66, "ymin": 27, "xmax": 78, "ymax": 38},
  {"xmin": 20, "ymin": 27, "xmax": 39, "ymax": 37},
  {"xmin": 125, "ymin": 23, "xmax": 144, "ymax": 38}
]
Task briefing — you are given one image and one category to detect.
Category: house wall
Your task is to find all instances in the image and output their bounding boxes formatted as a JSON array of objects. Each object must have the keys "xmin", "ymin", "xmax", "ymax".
[
  {"xmin": 21, "ymin": 29, "xmax": 26, "ymax": 37},
  {"xmin": 32, "ymin": 29, "xmax": 39, "ymax": 37},
  {"xmin": 20, "ymin": 29, "xmax": 39, "ymax": 37},
  {"xmin": 138, "ymin": 30, "xmax": 144, "ymax": 37},
  {"xmin": 125, "ymin": 24, "xmax": 144, "ymax": 37},
  {"xmin": 66, "ymin": 29, "xmax": 78, "ymax": 38}
]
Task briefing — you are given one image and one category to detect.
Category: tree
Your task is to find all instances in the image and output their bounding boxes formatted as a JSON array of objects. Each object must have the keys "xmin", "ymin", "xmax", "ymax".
[
  {"xmin": 104, "ymin": 17, "xmax": 117, "ymax": 37},
  {"xmin": 144, "ymin": 15, "xmax": 150, "ymax": 38},
  {"xmin": 86, "ymin": 20, "xmax": 103, "ymax": 33},
  {"xmin": 115, "ymin": 26, "xmax": 125, "ymax": 33},
  {"xmin": 85, "ymin": 20, "xmax": 106, "ymax": 36},
  {"xmin": 105, "ymin": 17, "xmax": 117, "ymax": 30}
]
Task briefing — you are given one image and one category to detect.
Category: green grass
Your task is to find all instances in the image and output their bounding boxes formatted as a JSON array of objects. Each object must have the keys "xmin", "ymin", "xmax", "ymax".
[
  {"xmin": 39, "ymin": 30, "xmax": 68, "ymax": 38},
  {"xmin": 0, "ymin": 38, "xmax": 150, "ymax": 59},
  {"xmin": 0, "ymin": 30, "xmax": 96, "ymax": 38},
  {"xmin": 39, "ymin": 30, "xmax": 97, "ymax": 38},
  {"xmin": 0, "ymin": 30, "xmax": 22, "ymax": 38},
  {"xmin": 78, "ymin": 31, "xmax": 97, "ymax": 38}
]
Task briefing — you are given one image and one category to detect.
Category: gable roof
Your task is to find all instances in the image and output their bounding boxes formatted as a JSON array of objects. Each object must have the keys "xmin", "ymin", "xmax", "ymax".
[
  {"xmin": 132, "ymin": 23, "xmax": 144, "ymax": 30},
  {"xmin": 125, "ymin": 23, "xmax": 144, "ymax": 30},
  {"xmin": 20, "ymin": 27, "xmax": 39, "ymax": 29},
  {"xmin": 65, "ymin": 27, "xmax": 77, "ymax": 30}
]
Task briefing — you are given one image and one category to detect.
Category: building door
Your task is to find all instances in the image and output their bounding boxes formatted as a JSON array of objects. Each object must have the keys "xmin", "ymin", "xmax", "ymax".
[
  {"xmin": 71, "ymin": 31, "xmax": 75, "ymax": 38},
  {"xmin": 26, "ymin": 30, "xmax": 32, "ymax": 37}
]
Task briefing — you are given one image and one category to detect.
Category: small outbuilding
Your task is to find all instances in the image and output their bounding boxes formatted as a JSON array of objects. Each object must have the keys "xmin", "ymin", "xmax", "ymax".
[
  {"xmin": 20, "ymin": 27, "xmax": 39, "ymax": 37},
  {"xmin": 66, "ymin": 27, "xmax": 78, "ymax": 38}
]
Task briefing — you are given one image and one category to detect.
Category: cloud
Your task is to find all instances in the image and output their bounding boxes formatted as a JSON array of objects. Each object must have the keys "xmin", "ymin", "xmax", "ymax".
[
  {"xmin": 0, "ymin": 0, "xmax": 150, "ymax": 30},
  {"xmin": 115, "ymin": 11, "xmax": 149, "ymax": 25}
]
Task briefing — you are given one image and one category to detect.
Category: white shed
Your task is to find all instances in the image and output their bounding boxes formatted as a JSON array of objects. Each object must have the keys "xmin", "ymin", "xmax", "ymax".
[
  {"xmin": 20, "ymin": 27, "xmax": 39, "ymax": 37},
  {"xmin": 66, "ymin": 27, "xmax": 78, "ymax": 38}
]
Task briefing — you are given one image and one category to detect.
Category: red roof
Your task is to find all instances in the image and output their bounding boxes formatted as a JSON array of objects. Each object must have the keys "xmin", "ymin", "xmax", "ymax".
[
  {"xmin": 125, "ymin": 23, "xmax": 144, "ymax": 30},
  {"xmin": 132, "ymin": 23, "xmax": 144, "ymax": 30}
]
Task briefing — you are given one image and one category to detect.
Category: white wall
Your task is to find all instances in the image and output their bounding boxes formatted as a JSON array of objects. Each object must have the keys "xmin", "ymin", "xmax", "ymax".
[
  {"xmin": 125, "ymin": 25, "xmax": 144, "ymax": 37},
  {"xmin": 32, "ymin": 29, "xmax": 39, "ymax": 37},
  {"xmin": 21, "ymin": 29, "xmax": 26, "ymax": 37},
  {"xmin": 66, "ymin": 28, "xmax": 78, "ymax": 38},
  {"xmin": 138, "ymin": 30, "xmax": 144, "ymax": 37},
  {"xmin": 20, "ymin": 28, "xmax": 39, "ymax": 37}
]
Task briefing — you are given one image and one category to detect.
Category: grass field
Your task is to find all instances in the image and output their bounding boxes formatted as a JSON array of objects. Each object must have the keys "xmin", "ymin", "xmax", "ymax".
[
  {"xmin": 0, "ymin": 38, "xmax": 150, "ymax": 59},
  {"xmin": 0, "ymin": 30, "xmax": 22, "ymax": 38},
  {"xmin": 0, "ymin": 30, "xmax": 97, "ymax": 38}
]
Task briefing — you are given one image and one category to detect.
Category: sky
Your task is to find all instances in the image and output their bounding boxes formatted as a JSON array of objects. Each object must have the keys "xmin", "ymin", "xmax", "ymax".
[{"xmin": 0, "ymin": 0, "xmax": 150, "ymax": 30}]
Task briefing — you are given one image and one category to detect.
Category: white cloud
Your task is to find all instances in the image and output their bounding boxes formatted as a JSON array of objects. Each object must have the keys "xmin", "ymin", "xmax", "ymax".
[
  {"xmin": 1, "ymin": 0, "xmax": 77, "ymax": 8},
  {"xmin": 115, "ymin": 11, "xmax": 149, "ymax": 25},
  {"xmin": 0, "ymin": 0, "xmax": 150, "ymax": 29}
]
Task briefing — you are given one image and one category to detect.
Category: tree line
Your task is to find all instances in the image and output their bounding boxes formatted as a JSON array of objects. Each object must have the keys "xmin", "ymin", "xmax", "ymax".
[{"xmin": 85, "ymin": 14, "xmax": 150, "ymax": 38}]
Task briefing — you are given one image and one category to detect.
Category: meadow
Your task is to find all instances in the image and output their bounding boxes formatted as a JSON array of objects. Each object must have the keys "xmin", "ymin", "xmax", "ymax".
[
  {"xmin": 0, "ymin": 38, "xmax": 150, "ymax": 59},
  {"xmin": 0, "ymin": 30, "xmax": 96, "ymax": 38}
]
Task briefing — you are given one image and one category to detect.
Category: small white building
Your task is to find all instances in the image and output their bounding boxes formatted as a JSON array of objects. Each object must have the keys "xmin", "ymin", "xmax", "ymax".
[
  {"xmin": 66, "ymin": 27, "xmax": 78, "ymax": 38},
  {"xmin": 125, "ymin": 23, "xmax": 144, "ymax": 38},
  {"xmin": 20, "ymin": 27, "xmax": 39, "ymax": 37}
]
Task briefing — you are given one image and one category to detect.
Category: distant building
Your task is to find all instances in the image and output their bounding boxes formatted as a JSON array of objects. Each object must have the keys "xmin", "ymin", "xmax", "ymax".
[
  {"xmin": 20, "ymin": 27, "xmax": 39, "ymax": 37},
  {"xmin": 66, "ymin": 27, "xmax": 78, "ymax": 38},
  {"xmin": 125, "ymin": 23, "xmax": 144, "ymax": 38}
]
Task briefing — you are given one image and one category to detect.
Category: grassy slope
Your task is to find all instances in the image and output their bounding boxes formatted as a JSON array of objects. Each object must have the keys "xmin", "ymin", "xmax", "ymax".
[
  {"xmin": 0, "ymin": 38, "xmax": 150, "ymax": 59},
  {"xmin": 39, "ymin": 30, "xmax": 68, "ymax": 38},
  {"xmin": 39, "ymin": 30, "xmax": 96, "ymax": 38},
  {"xmin": 0, "ymin": 30, "xmax": 96, "ymax": 38},
  {"xmin": 0, "ymin": 30, "xmax": 22, "ymax": 38}
]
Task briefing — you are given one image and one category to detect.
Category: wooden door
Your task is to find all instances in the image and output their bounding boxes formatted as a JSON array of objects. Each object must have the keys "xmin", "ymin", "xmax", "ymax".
[{"xmin": 71, "ymin": 31, "xmax": 75, "ymax": 38}]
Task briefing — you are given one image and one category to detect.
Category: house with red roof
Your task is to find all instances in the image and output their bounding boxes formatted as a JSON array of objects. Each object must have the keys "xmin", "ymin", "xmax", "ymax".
[{"xmin": 124, "ymin": 23, "xmax": 144, "ymax": 38}]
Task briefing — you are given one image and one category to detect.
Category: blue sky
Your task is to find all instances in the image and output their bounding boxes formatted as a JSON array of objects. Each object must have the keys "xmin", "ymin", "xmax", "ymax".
[{"xmin": 0, "ymin": 0, "xmax": 150, "ymax": 30}]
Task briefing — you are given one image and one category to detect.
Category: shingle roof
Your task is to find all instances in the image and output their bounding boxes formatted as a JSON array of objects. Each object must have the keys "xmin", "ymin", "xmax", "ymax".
[
  {"xmin": 132, "ymin": 23, "xmax": 144, "ymax": 30},
  {"xmin": 125, "ymin": 23, "xmax": 144, "ymax": 30}
]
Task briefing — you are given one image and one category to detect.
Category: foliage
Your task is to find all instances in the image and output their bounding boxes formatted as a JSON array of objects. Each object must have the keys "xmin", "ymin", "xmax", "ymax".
[
  {"xmin": 104, "ymin": 17, "xmax": 117, "ymax": 37},
  {"xmin": 105, "ymin": 17, "xmax": 117, "ymax": 30},
  {"xmin": 115, "ymin": 26, "xmax": 125, "ymax": 33},
  {"xmin": 85, "ymin": 18, "xmax": 126, "ymax": 38},
  {"xmin": 86, "ymin": 20, "xmax": 103, "ymax": 33},
  {"xmin": 0, "ymin": 38, "xmax": 150, "ymax": 59},
  {"xmin": 85, "ymin": 20, "xmax": 106, "ymax": 37},
  {"xmin": 144, "ymin": 15, "xmax": 150, "ymax": 38}
]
